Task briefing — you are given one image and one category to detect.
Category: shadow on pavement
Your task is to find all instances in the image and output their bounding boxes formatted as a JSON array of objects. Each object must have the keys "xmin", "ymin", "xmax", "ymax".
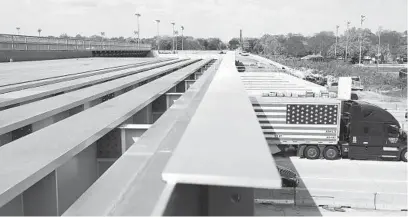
[{"xmin": 254, "ymin": 151, "xmax": 324, "ymax": 216}]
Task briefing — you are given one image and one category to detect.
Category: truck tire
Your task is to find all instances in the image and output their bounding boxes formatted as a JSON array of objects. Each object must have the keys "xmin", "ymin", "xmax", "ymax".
[
  {"xmin": 323, "ymin": 146, "xmax": 339, "ymax": 160},
  {"xmin": 401, "ymin": 149, "xmax": 407, "ymax": 162},
  {"xmin": 304, "ymin": 145, "xmax": 320, "ymax": 159}
]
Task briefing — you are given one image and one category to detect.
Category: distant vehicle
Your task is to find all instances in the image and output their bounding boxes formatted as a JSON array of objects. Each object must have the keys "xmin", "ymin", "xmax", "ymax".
[
  {"xmin": 328, "ymin": 82, "xmax": 338, "ymax": 92},
  {"xmin": 399, "ymin": 68, "xmax": 407, "ymax": 79},
  {"xmin": 305, "ymin": 74, "xmax": 327, "ymax": 86},
  {"xmin": 219, "ymin": 50, "xmax": 226, "ymax": 54},
  {"xmin": 351, "ymin": 76, "xmax": 364, "ymax": 91},
  {"xmin": 256, "ymin": 62, "xmax": 264, "ymax": 68},
  {"xmin": 235, "ymin": 60, "xmax": 245, "ymax": 72},
  {"xmin": 253, "ymin": 97, "xmax": 407, "ymax": 162},
  {"xmin": 241, "ymin": 52, "xmax": 249, "ymax": 56}
]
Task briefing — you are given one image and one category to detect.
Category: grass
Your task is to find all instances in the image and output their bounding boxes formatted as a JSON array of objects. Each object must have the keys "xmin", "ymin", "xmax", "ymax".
[{"xmin": 263, "ymin": 54, "xmax": 407, "ymax": 98}]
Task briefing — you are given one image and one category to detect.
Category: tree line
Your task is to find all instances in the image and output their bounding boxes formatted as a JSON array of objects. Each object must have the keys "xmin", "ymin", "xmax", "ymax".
[
  {"xmin": 53, "ymin": 33, "xmax": 228, "ymax": 50},
  {"xmin": 229, "ymin": 29, "xmax": 407, "ymax": 63}
]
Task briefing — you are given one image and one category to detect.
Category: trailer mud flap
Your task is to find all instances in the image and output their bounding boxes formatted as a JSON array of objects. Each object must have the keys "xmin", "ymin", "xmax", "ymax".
[{"xmin": 297, "ymin": 145, "xmax": 306, "ymax": 158}]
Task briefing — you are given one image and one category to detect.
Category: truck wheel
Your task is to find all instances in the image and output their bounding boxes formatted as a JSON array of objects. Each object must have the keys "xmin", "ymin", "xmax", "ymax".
[
  {"xmin": 304, "ymin": 145, "xmax": 320, "ymax": 159},
  {"xmin": 401, "ymin": 149, "xmax": 407, "ymax": 162},
  {"xmin": 323, "ymin": 146, "xmax": 339, "ymax": 160}
]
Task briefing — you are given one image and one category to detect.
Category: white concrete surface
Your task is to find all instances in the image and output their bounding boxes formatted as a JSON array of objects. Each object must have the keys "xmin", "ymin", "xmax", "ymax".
[
  {"xmin": 255, "ymin": 203, "xmax": 408, "ymax": 216},
  {"xmin": 248, "ymin": 54, "xmax": 307, "ymax": 78},
  {"xmin": 261, "ymin": 157, "xmax": 408, "ymax": 210},
  {"xmin": 0, "ymin": 58, "xmax": 159, "ymax": 86}
]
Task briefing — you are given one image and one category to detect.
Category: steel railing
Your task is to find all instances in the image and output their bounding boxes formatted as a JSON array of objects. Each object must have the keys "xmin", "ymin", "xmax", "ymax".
[{"xmin": 0, "ymin": 34, "xmax": 151, "ymax": 51}]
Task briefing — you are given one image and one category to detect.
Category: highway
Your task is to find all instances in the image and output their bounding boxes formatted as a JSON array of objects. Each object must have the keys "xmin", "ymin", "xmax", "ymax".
[
  {"xmin": 264, "ymin": 157, "xmax": 407, "ymax": 206},
  {"xmin": 237, "ymin": 53, "xmax": 408, "ymax": 212}
]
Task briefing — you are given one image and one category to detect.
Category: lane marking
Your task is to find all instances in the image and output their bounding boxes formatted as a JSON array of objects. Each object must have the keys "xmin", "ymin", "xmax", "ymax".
[
  {"xmin": 257, "ymin": 188, "xmax": 408, "ymax": 195},
  {"xmin": 299, "ymin": 177, "xmax": 408, "ymax": 183}
]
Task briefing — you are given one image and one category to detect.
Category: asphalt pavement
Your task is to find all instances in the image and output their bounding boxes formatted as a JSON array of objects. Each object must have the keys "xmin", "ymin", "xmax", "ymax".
[
  {"xmin": 255, "ymin": 203, "xmax": 408, "ymax": 216},
  {"xmin": 255, "ymin": 156, "xmax": 407, "ymax": 211}
]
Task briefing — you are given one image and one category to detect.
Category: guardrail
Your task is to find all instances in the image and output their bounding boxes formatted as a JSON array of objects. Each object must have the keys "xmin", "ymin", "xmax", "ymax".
[{"xmin": 0, "ymin": 34, "xmax": 151, "ymax": 51}]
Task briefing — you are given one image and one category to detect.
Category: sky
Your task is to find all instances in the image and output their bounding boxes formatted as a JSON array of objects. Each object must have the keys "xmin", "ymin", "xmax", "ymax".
[{"xmin": 0, "ymin": 0, "xmax": 406, "ymax": 42}]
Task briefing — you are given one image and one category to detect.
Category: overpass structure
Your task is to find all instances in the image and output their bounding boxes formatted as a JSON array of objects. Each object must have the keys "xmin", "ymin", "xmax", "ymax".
[
  {"xmin": 0, "ymin": 51, "xmax": 406, "ymax": 216},
  {"xmin": 0, "ymin": 52, "xmax": 281, "ymax": 216},
  {"xmin": 0, "ymin": 34, "xmax": 152, "ymax": 62}
]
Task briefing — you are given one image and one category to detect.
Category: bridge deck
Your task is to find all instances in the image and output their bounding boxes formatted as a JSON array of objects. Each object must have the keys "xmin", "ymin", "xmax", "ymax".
[
  {"xmin": 0, "ymin": 59, "xmax": 178, "ymax": 107},
  {"xmin": 0, "ymin": 59, "xmax": 210, "ymax": 211},
  {"xmin": 0, "ymin": 58, "xmax": 165, "ymax": 87},
  {"xmin": 0, "ymin": 59, "xmax": 196, "ymax": 136}
]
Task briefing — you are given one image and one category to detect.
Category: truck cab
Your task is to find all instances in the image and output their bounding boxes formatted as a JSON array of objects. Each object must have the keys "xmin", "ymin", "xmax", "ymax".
[
  {"xmin": 351, "ymin": 76, "xmax": 364, "ymax": 91},
  {"xmin": 342, "ymin": 100, "xmax": 407, "ymax": 161}
]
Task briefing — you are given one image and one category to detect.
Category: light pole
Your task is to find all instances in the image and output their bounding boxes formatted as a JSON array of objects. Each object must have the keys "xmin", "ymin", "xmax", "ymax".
[
  {"xmin": 171, "ymin": 22, "xmax": 175, "ymax": 53},
  {"xmin": 155, "ymin": 20, "xmax": 160, "ymax": 52},
  {"xmin": 37, "ymin": 28, "xmax": 42, "ymax": 37},
  {"xmin": 135, "ymin": 13, "xmax": 141, "ymax": 49},
  {"xmin": 181, "ymin": 26, "xmax": 184, "ymax": 51},
  {"xmin": 377, "ymin": 26, "xmax": 382, "ymax": 73},
  {"xmin": 16, "ymin": 27, "xmax": 20, "ymax": 35},
  {"xmin": 175, "ymin": 30, "xmax": 178, "ymax": 51},
  {"xmin": 101, "ymin": 32, "xmax": 105, "ymax": 49},
  {"xmin": 335, "ymin": 25, "xmax": 339, "ymax": 58},
  {"xmin": 345, "ymin": 21, "xmax": 350, "ymax": 62},
  {"xmin": 359, "ymin": 15, "xmax": 366, "ymax": 65}
]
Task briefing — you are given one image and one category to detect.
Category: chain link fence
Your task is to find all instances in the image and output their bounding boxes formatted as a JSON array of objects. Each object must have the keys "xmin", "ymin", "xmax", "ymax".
[{"xmin": 0, "ymin": 34, "xmax": 151, "ymax": 51}]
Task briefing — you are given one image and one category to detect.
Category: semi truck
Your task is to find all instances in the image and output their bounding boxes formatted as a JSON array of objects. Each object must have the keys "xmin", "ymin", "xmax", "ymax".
[{"xmin": 251, "ymin": 96, "xmax": 407, "ymax": 162}]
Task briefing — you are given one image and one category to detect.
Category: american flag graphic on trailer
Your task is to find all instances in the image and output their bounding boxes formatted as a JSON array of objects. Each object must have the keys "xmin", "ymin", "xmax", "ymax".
[{"xmin": 253, "ymin": 103, "xmax": 339, "ymax": 144}]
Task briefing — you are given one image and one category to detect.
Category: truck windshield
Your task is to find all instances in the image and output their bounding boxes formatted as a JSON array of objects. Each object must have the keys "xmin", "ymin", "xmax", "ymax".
[{"xmin": 352, "ymin": 77, "xmax": 360, "ymax": 81}]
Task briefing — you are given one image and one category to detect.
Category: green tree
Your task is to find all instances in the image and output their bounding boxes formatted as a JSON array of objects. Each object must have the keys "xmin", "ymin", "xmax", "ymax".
[
  {"xmin": 283, "ymin": 34, "xmax": 307, "ymax": 57},
  {"xmin": 228, "ymin": 38, "xmax": 240, "ymax": 50},
  {"xmin": 306, "ymin": 31, "xmax": 336, "ymax": 57}
]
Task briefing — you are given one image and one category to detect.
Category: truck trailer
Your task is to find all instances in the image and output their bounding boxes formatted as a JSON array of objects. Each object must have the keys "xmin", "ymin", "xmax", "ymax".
[{"xmin": 251, "ymin": 96, "xmax": 407, "ymax": 162}]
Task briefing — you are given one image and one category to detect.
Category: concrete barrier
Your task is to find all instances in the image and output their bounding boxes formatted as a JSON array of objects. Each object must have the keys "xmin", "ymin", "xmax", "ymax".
[
  {"xmin": 0, "ymin": 50, "xmax": 152, "ymax": 62},
  {"xmin": 0, "ymin": 51, "xmax": 92, "ymax": 62}
]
